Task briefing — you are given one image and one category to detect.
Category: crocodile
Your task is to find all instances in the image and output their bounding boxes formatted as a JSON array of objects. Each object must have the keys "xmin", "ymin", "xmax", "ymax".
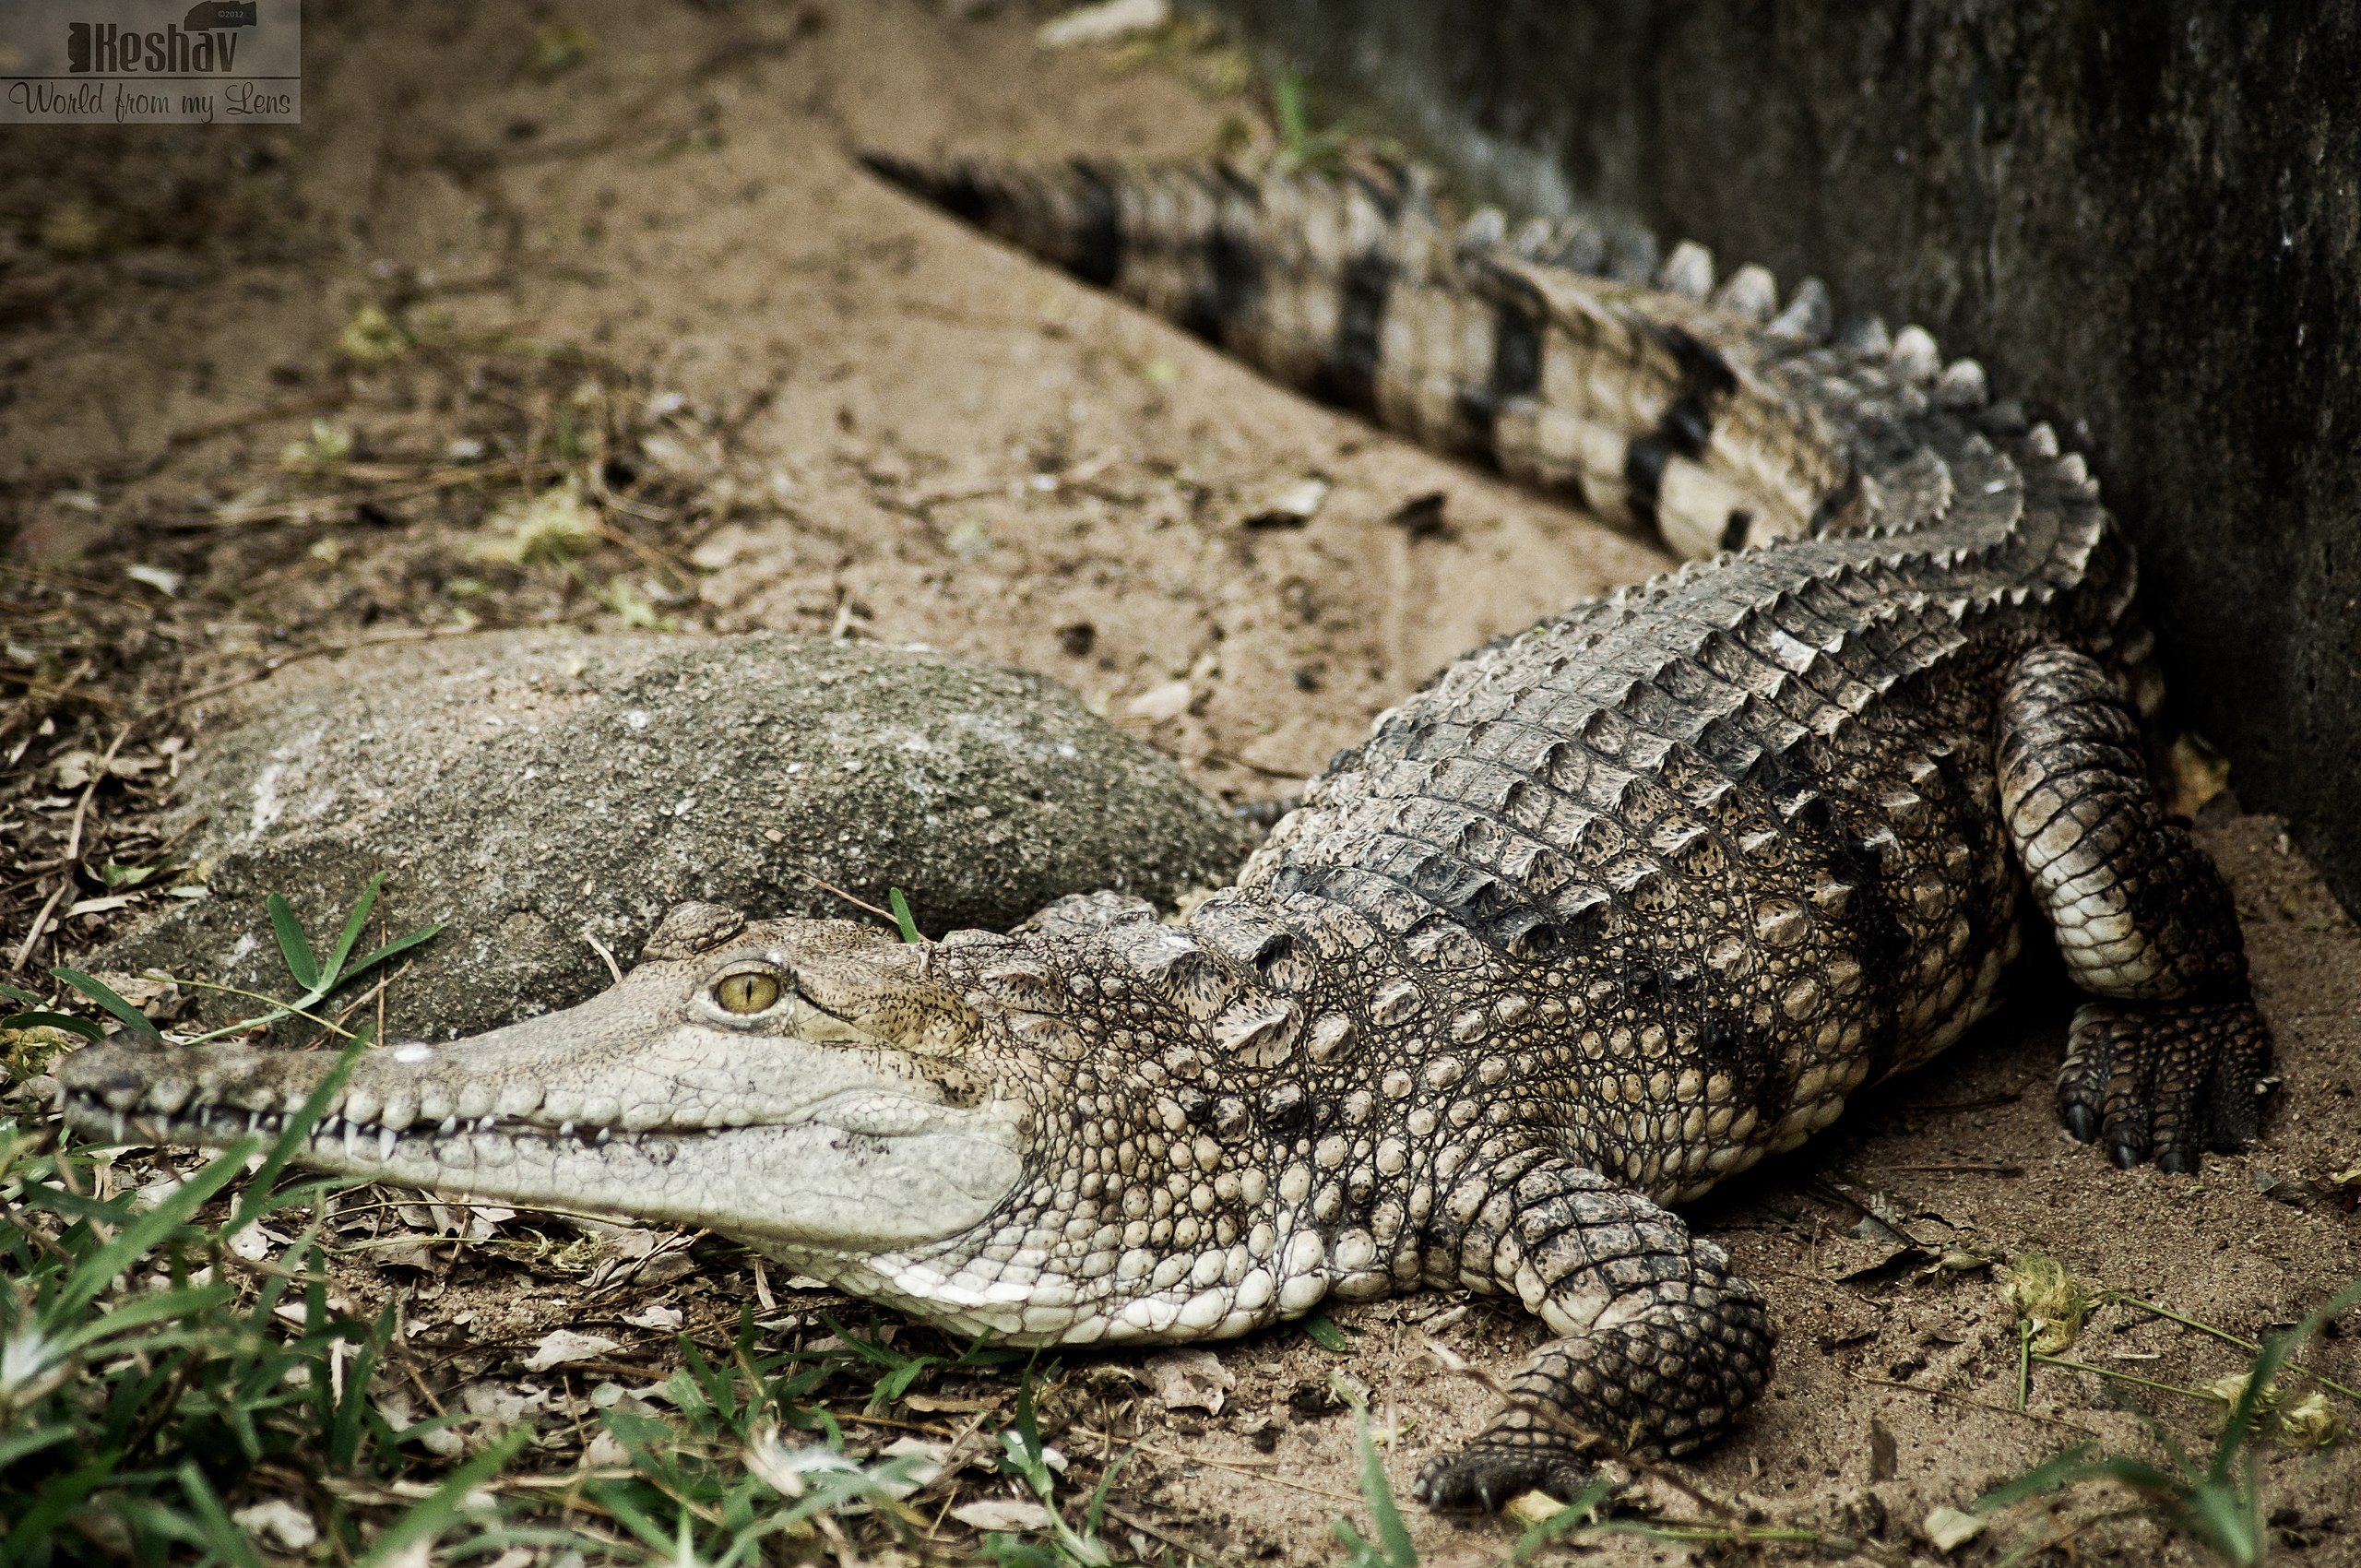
[{"xmin": 58, "ymin": 155, "xmax": 2274, "ymax": 1510}]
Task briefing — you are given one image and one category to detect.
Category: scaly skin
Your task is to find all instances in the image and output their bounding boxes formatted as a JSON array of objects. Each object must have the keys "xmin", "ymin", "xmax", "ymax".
[{"xmin": 59, "ymin": 157, "xmax": 2275, "ymax": 1509}]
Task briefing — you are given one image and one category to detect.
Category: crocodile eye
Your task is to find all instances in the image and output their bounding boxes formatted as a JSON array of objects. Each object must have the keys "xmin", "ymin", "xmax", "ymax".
[{"xmin": 715, "ymin": 971, "xmax": 782, "ymax": 1015}]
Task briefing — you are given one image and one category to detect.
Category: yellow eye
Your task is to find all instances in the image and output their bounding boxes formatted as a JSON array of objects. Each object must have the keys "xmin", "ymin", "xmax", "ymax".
[{"xmin": 715, "ymin": 972, "xmax": 782, "ymax": 1015}]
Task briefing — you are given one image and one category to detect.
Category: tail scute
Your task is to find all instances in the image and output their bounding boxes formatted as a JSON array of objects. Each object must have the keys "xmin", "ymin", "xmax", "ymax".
[{"xmin": 860, "ymin": 151, "xmax": 1125, "ymax": 288}]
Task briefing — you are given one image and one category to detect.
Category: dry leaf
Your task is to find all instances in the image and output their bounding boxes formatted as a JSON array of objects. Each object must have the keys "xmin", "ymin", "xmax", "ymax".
[
  {"xmin": 1923, "ymin": 1506, "xmax": 1985, "ymax": 1551},
  {"xmin": 231, "ymin": 1498, "xmax": 317, "ymax": 1550},
  {"xmin": 2167, "ymin": 731, "xmax": 2231, "ymax": 819},
  {"xmin": 623, "ymin": 1302, "xmax": 683, "ymax": 1331},
  {"xmin": 1241, "ymin": 475, "xmax": 1328, "ymax": 529},
  {"xmin": 1038, "ymin": 0, "xmax": 1168, "ymax": 49},
  {"xmin": 1124, "ymin": 679, "xmax": 1192, "ymax": 722},
  {"xmin": 1144, "ymin": 1348, "xmax": 1234, "ymax": 1414},
  {"xmin": 521, "ymin": 1328, "xmax": 619, "ymax": 1371},
  {"xmin": 951, "ymin": 1497, "xmax": 1054, "ymax": 1531}
]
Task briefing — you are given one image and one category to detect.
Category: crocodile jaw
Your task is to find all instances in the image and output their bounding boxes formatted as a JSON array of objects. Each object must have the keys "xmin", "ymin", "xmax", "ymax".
[{"xmin": 53, "ymin": 952, "xmax": 1026, "ymax": 1253}]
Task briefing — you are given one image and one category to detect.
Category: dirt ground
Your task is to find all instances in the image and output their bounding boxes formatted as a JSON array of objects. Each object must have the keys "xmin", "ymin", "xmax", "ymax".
[{"xmin": 3, "ymin": 2, "xmax": 2357, "ymax": 1563}]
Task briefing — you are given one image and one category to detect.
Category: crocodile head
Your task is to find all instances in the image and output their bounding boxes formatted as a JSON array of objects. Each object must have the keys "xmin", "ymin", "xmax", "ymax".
[{"xmin": 54, "ymin": 903, "xmax": 1027, "ymax": 1258}]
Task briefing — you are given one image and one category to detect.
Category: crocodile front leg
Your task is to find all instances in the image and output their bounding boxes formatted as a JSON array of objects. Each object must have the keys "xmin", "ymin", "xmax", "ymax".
[
  {"xmin": 1415, "ymin": 1161, "xmax": 1773, "ymax": 1509},
  {"xmin": 1997, "ymin": 646, "xmax": 2274, "ymax": 1171}
]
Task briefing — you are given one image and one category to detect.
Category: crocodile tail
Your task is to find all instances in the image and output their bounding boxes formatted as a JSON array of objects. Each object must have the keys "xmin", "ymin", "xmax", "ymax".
[
  {"xmin": 860, "ymin": 153, "xmax": 2102, "ymax": 582},
  {"xmin": 860, "ymin": 152, "xmax": 1852, "ymax": 555}
]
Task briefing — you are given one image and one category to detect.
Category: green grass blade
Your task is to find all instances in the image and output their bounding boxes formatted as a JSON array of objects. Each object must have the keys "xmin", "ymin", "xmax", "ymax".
[
  {"xmin": 1084, "ymin": 1440, "xmax": 1142, "ymax": 1537},
  {"xmin": 4, "ymin": 1455, "xmax": 118, "ymax": 1564},
  {"xmin": 1301, "ymin": 1313, "xmax": 1353, "ymax": 1352},
  {"xmin": 353, "ymin": 1426, "xmax": 528, "ymax": 1568},
  {"xmin": 1972, "ymin": 1441, "xmax": 2097, "ymax": 1513},
  {"xmin": 48, "ymin": 966, "xmax": 162, "ymax": 1043},
  {"xmin": 267, "ymin": 893, "xmax": 321, "ymax": 991},
  {"xmin": 223, "ymin": 1028, "xmax": 371, "ymax": 1238},
  {"xmin": 1331, "ymin": 1521, "xmax": 1382, "ymax": 1568},
  {"xmin": 334, "ymin": 923, "xmax": 443, "ymax": 984},
  {"xmin": 39, "ymin": 1138, "xmax": 257, "ymax": 1325},
  {"xmin": 888, "ymin": 886, "xmax": 920, "ymax": 944},
  {"xmin": 0, "ymin": 1424, "xmax": 77, "ymax": 1474},
  {"xmin": 1, "ymin": 1010, "xmax": 102, "ymax": 1042},
  {"xmin": 316, "ymin": 873, "xmax": 386, "ymax": 990},
  {"xmin": 2213, "ymin": 1276, "xmax": 2361, "ymax": 1472},
  {"xmin": 581, "ymin": 1479, "xmax": 679, "ymax": 1553},
  {"xmin": 178, "ymin": 1461, "xmax": 267, "ymax": 1568},
  {"xmin": 53, "ymin": 1283, "xmax": 236, "ymax": 1358},
  {"xmin": 1350, "ymin": 1407, "xmax": 1418, "ymax": 1568},
  {"xmin": 2177, "ymin": 1471, "xmax": 2263, "ymax": 1567},
  {"xmin": 2076, "ymin": 1455, "xmax": 2189, "ymax": 1497},
  {"xmin": 1275, "ymin": 72, "xmax": 1310, "ymax": 150},
  {"xmin": 0, "ymin": 980, "xmax": 42, "ymax": 1005}
]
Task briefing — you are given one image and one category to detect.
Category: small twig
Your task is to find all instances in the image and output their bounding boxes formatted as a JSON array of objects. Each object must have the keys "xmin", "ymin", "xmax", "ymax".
[
  {"xmin": 375, "ymin": 904, "xmax": 388, "ymax": 1047},
  {"xmin": 2033, "ymin": 1354, "xmax": 2213, "ymax": 1404},
  {"xmin": 161, "ymin": 389, "xmax": 353, "ymax": 451},
  {"xmin": 581, "ymin": 928, "xmax": 623, "ymax": 985},
  {"xmin": 2018, "ymin": 1318, "xmax": 2034, "ymax": 1412},
  {"xmin": 807, "ymin": 873, "xmax": 895, "ymax": 923},
  {"xmin": 2107, "ymin": 1291, "xmax": 2361, "ymax": 1403},
  {"xmin": 8, "ymin": 726, "xmax": 127, "ymax": 971},
  {"xmin": 181, "ymin": 456, "xmax": 552, "ymax": 528},
  {"xmin": 1851, "ymin": 1372, "xmax": 2102, "ymax": 1436},
  {"xmin": 62, "ymin": 726, "xmax": 125, "ymax": 865},
  {"xmin": 1098, "ymin": 1503, "xmax": 1223, "ymax": 1562},
  {"xmin": 172, "ymin": 976, "xmax": 359, "ymax": 1039},
  {"xmin": 8, "ymin": 877, "xmax": 73, "ymax": 975},
  {"xmin": 1130, "ymin": 1443, "xmax": 1354, "ymax": 1503},
  {"xmin": 1176, "ymin": 746, "xmax": 1309, "ymax": 781},
  {"xmin": 136, "ymin": 624, "xmax": 497, "ymax": 727},
  {"xmin": 1874, "ymin": 1162, "xmax": 2024, "ymax": 1176},
  {"xmin": 594, "ymin": 521, "xmax": 691, "ymax": 584}
]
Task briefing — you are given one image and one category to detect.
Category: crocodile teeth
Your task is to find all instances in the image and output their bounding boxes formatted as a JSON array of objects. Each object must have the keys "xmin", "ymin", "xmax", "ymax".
[
  {"xmin": 595, "ymin": 1128, "xmax": 611, "ymax": 1146},
  {"xmin": 1766, "ymin": 277, "xmax": 1833, "ymax": 342},
  {"xmin": 439, "ymin": 1116, "xmax": 457, "ymax": 1136},
  {"xmin": 378, "ymin": 1126, "xmax": 397, "ymax": 1160},
  {"xmin": 1936, "ymin": 358, "xmax": 1989, "ymax": 409},
  {"xmin": 1710, "ymin": 263, "xmax": 1778, "ymax": 323},
  {"xmin": 345, "ymin": 1121, "xmax": 361, "ymax": 1158},
  {"xmin": 557, "ymin": 1121, "xmax": 575, "ymax": 1139}
]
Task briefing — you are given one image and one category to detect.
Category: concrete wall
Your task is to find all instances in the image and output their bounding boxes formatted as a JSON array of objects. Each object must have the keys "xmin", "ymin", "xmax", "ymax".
[{"xmin": 1214, "ymin": 0, "xmax": 2361, "ymax": 913}]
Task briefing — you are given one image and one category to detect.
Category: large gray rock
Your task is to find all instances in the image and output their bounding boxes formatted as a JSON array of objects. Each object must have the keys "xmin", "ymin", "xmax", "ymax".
[{"xmin": 108, "ymin": 631, "xmax": 1251, "ymax": 1038}]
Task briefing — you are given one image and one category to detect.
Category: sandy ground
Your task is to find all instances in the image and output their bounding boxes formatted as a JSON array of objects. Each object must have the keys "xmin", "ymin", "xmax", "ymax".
[{"xmin": 3, "ymin": 3, "xmax": 2357, "ymax": 1563}]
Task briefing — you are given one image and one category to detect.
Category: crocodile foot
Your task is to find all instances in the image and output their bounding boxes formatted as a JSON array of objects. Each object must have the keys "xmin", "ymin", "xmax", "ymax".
[
  {"xmin": 2058, "ymin": 997, "xmax": 2274, "ymax": 1173},
  {"xmin": 1413, "ymin": 1437, "xmax": 1598, "ymax": 1513}
]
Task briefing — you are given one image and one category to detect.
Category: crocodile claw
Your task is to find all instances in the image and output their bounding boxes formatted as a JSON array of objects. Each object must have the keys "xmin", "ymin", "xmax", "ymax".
[{"xmin": 2058, "ymin": 997, "xmax": 2273, "ymax": 1175}]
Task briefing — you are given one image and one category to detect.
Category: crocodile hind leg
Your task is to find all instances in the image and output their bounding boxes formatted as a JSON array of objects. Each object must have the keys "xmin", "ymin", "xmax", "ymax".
[
  {"xmin": 1414, "ymin": 1162, "xmax": 1772, "ymax": 1509},
  {"xmin": 1996, "ymin": 646, "xmax": 2273, "ymax": 1172}
]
